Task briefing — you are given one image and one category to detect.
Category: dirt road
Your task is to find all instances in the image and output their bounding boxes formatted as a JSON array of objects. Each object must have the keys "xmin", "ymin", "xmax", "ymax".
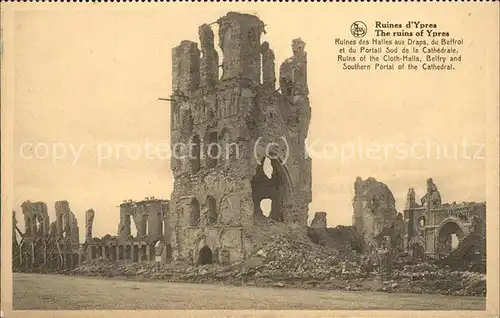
[{"xmin": 13, "ymin": 273, "xmax": 485, "ymax": 310}]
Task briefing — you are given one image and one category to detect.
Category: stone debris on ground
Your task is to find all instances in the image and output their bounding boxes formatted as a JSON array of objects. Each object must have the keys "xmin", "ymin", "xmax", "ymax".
[{"xmin": 63, "ymin": 219, "xmax": 486, "ymax": 297}]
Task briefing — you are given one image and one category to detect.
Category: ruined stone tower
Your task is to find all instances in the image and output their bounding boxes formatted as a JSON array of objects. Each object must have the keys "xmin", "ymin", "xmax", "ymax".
[{"xmin": 167, "ymin": 12, "xmax": 312, "ymax": 265}]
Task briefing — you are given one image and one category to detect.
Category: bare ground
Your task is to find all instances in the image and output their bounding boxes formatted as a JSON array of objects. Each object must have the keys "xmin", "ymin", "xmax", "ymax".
[{"xmin": 12, "ymin": 273, "xmax": 485, "ymax": 310}]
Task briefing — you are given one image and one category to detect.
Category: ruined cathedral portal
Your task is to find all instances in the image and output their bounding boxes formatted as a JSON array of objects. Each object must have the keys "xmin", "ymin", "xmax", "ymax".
[{"xmin": 167, "ymin": 12, "xmax": 312, "ymax": 266}]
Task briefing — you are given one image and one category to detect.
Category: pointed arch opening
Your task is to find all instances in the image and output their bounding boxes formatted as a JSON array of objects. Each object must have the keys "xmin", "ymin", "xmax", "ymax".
[
  {"xmin": 190, "ymin": 135, "xmax": 201, "ymax": 173},
  {"xmin": 437, "ymin": 220, "xmax": 465, "ymax": 256},
  {"xmin": 165, "ymin": 244, "xmax": 173, "ymax": 263},
  {"xmin": 197, "ymin": 245, "xmax": 213, "ymax": 265},
  {"xmin": 251, "ymin": 157, "xmax": 292, "ymax": 222},
  {"xmin": 206, "ymin": 196, "xmax": 217, "ymax": 225},
  {"xmin": 205, "ymin": 131, "xmax": 219, "ymax": 168},
  {"xmin": 189, "ymin": 198, "xmax": 201, "ymax": 226}
]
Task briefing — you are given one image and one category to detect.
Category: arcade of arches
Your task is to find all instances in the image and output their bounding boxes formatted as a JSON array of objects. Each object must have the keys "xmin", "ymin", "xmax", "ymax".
[{"xmin": 87, "ymin": 241, "xmax": 173, "ymax": 264}]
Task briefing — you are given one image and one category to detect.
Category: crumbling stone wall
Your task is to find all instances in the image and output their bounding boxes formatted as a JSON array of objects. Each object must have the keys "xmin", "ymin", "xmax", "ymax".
[
  {"xmin": 14, "ymin": 201, "xmax": 82, "ymax": 272},
  {"xmin": 307, "ymin": 211, "xmax": 362, "ymax": 253},
  {"xmin": 85, "ymin": 209, "xmax": 95, "ymax": 242},
  {"xmin": 55, "ymin": 201, "xmax": 79, "ymax": 247},
  {"xmin": 21, "ymin": 201, "xmax": 50, "ymax": 238},
  {"xmin": 85, "ymin": 198, "xmax": 169, "ymax": 263},
  {"xmin": 118, "ymin": 198, "xmax": 167, "ymax": 241},
  {"xmin": 373, "ymin": 212, "xmax": 405, "ymax": 252},
  {"xmin": 421, "ymin": 178, "xmax": 442, "ymax": 209},
  {"xmin": 168, "ymin": 12, "xmax": 312, "ymax": 265},
  {"xmin": 352, "ymin": 177, "xmax": 398, "ymax": 252},
  {"xmin": 405, "ymin": 188, "xmax": 420, "ymax": 210}
]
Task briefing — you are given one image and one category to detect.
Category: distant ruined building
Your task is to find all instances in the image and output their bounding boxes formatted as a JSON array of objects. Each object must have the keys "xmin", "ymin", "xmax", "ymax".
[
  {"xmin": 352, "ymin": 177, "xmax": 404, "ymax": 253},
  {"xmin": 12, "ymin": 197, "xmax": 171, "ymax": 271},
  {"xmin": 404, "ymin": 178, "xmax": 486, "ymax": 258},
  {"xmin": 12, "ymin": 201, "xmax": 82, "ymax": 271},
  {"xmin": 85, "ymin": 197, "xmax": 170, "ymax": 263},
  {"xmin": 352, "ymin": 177, "xmax": 486, "ymax": 259},
  {"xmin": 167, "ymin": 12, "xmax": 312, "ymax": 265}
]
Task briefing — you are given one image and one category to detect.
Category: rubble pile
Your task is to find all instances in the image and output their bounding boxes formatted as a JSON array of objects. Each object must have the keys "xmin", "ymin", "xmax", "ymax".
[
  {"xmin": 64, "ymin": 220, "xmax": 486, "ymax": 297},
  {"xmin": 389, "ymin": 260, "xmax": 486, "ymax": 296},
  {"xmin": 441, "ymin": 228, "xmax": 486, "ymax": 273},
  {"xmin": 307, "ymin": 225, "xmax": 363, "ymax": 253},
  {"xmin": 231, "ymin": 223, "xmax": 343, "ymax": 282}
]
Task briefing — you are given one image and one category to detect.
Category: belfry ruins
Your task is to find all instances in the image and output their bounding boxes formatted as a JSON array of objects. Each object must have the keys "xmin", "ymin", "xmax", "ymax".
[
  {"xmin": 167, "ymin": 12, "xmax": 312, "ymax": 265},
  {"xmin": 12, "ymin": 12, "xmax": 486, "ymax": 273}
]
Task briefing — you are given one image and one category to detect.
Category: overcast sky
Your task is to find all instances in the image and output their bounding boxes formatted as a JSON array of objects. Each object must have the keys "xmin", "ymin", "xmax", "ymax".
[{"xmin": 12, "ymin": 5, "xmax": 492, "ymax": 241}]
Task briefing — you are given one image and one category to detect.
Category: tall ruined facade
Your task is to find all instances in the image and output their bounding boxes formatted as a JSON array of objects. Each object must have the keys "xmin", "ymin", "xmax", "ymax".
[
  {"xmin": 352, "ymin": 177, "xmax": 401, "ymax": 252},
  {"xmin": 404, "ymin": 178, "xmax": 486, "ymax": 258},
  {"xmin": 55, "ymin": 200, "xmax": 80, "ymax": 249},
  {"xmin": 168, "ymin": 12, "xmax": 312, "ymax": 265},
  {"xmin": 13, "ymin": 201, "xmax": 81, "ymax": 272}
]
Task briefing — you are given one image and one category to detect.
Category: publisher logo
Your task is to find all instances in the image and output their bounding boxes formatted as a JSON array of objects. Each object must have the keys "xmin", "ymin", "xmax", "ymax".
[{"xmin": 351, "ymin": 21, "xmax": 367, "ymax": 38}]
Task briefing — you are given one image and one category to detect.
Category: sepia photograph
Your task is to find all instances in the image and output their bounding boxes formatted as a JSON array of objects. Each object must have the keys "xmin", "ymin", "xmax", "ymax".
[{"xmin": 1, "ymin": 3, "xmax": 499, "ymax": 317}]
